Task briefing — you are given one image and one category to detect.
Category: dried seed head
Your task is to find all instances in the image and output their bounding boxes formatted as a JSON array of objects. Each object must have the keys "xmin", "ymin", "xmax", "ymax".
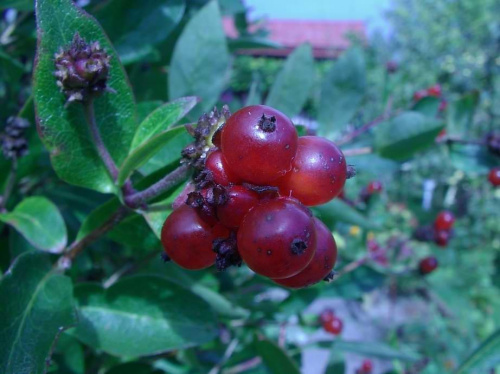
[{"xmin": 1, "ymin": 117, "xmax": 30, "ymax": 159}]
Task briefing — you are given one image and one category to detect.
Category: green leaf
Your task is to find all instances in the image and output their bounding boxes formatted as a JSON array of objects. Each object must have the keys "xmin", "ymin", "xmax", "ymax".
[
  {"xmin": 139, "ymin": 132, "xmax": 192, "ymax": 175},
  {"xmin": 118, "ymin": 126, "xmax": 186, "ymax": 186},
  {"xmin": 413, "ymin": 96, "xmax": 440, "ymax": 117},
  {"xmin": 333, "ymin": 340, "xmax": 421, "ymax": 362},
  {"xmin": 313, "ymin": 199, "xmax": 379, "ymax": 230},
  {"xmin": 0, "ymin": 0, "xmax": 32, "ymax": 10},
  {"xmin": 169, "ymin": 1, "xmax": 230, "ymax": 116},
  {"xmin": 131, "ymin": 97, "xmax": 198, "ymax": 149},
  {"xmin": 137, "ymin": 101, "xmax": 163, "ymax": 124},
  {"xmin": 34, "ymin": 0, "xmax": 137, "ymax": 193},
  {"xmin": 265, "ymin": 44, "xmax": 315, "ymax": 118},
  {"xmin": 52, "ymin": 334, "xmax": 85, "ymax": 374},
  {"xmin": 0, "ymin": 197, "xmax": 67, "ymax": 253},
  {"xmin": 318, "ymin": 48, "xmax": 366, "ymax": 137},
  {"xmin": 0, "ymin": 252, "xmax": 76, "ymax": 374},
  {"xmin": 449, "ymin": 144, "xmax": 497, "ymax": 174},
  {"xmin": 70, "ymin": 276, "xmax": 218, "ymax": 357},
  {"xmin": 96, "ymin": 0, "xmax": 185, "ymax": 65},
  {"xmin": 228, "ymin": 37, "xmax": 281, "ymax": 52},
  {"xmin": 106, "ymin": 362, "xmax": 163, "ymax": 374},
  {"xmin": 447, "ymin": 91, "xmax": 479, "ymax": 136},
  {"xmin": 454, "ymin": 329, "xmax": 500, "ymax": 374},
  {"xmin": 254, "ymin": 336, "xmax": 300, "ymax": 374},
  {"xmin": 107, "ymin": 214, "xmax": 160, "ymax": 251},
  {"xmin": 76, "ymin": 199, "xmax": 120, "ymax": 241},
  {"xmin": 375, "ymin": 111, "xmax": 444, "ymax": 161}
]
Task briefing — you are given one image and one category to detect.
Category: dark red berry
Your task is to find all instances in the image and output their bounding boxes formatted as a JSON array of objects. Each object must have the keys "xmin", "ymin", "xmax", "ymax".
[
  {"xmin": 360, "ymin": 359, "xmax": 373, "ymax": 373},
  {"xmin": 161, "ymin": 205, "xmax": 216, "ymax": 270},
  {"xmin": 216, "ymin": 185, "xmax": 260, "ymax": 229},
  {"xmin": 274, "ymin": 218, "xmax": 337, "ymax": 288},
  {"xmin": 434, "ymin": 229, "xmax": 450, "ymax": 247},
  {"xmin": 221, "ymin": 105, "xmax": 298, "ymax": 185},
  {"xmin": 367, "ymin": 181, "xmax": 383, "ymax": 194},
  {"xmin": 323, "ymin": 316, "xmax": 343, "ymax": 335},
  {"xmin": 488, "ymin": 167, "xmax": 500, "ymax": 187},
  {"xmin": 276, "ymin": 136, "xmax": 347, "ymax": 206},
  {"xmin": 427, "ymin": 84, "xmax": 442, "ymax": 97},
  {"xmin": 205, "ymin": 150, "xmax": 241, "ymax": 186},
  {"xmin": 413, "ymin": 90, "xmax": 427, "ymax": 101},
  {"xmin": 434, "ymin": 211, "xmax": 455, "ymax": 231},
  {"xmin": 319, "ymin": 309, "xmax": 335, "ymax": 324},
  {"xmin": 419, "ymin": 256, "xmax": 438, "ymax": 275},
  {"xmin": 237, "ymin": 198, "xmax": 316, "ymax": 279}
]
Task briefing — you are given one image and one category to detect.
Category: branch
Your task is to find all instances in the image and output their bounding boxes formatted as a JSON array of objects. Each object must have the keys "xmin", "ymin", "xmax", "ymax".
[{"xmin": 330, "ymin": 256, "xmax": 369, "ymax": 281}]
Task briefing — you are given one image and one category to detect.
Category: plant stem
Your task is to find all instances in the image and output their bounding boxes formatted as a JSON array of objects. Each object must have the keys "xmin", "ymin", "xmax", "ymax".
[
  {"xmin": 225, "ymin": 357, "xmax": 262, "ymax": 374},
  {"xmin": 0, "ymin": 157, "xmax": 17, "ymax": 212},
  {"xmin": 331, "ymin": 256, "xmax": 369, "ymax": 281},
  {"xmin": 124, "ymin": 164, "xmax": 189, "ymax": 209},
  {"xmin": 83, "ymin": 98, "xmax": 119, "ymax": 181},
  {"xmin": 208, "ymin": 339, "xmax": 239, "ymax": 374}
]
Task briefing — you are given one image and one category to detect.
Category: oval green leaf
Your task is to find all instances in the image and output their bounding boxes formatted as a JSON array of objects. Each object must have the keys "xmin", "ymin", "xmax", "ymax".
[
  {"xmin": 454, "ymin": 329, "xmax": 500, "ymax": 374},
  {"xmin": 332, "ymin": 340, "xmax": 421, "ymax": 362},
  {"xmin": 254, "ymin": 336, "xmax": 300, "ymax": 374},
  {"xmin": 0, "ymin": 197, "xmax": 67, "ymax": 253},
  {"xmin": 313, "ymin": 199, "xmax": 379, "ymax": 230}
]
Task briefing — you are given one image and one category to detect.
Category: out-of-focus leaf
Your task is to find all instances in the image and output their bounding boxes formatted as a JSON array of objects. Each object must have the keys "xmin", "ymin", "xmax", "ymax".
[
  {"xmin": 0, "ymin": 0, "xmax": 32, "ymax": 10},
  {"xmin": 447, "ymin": 91, "xmax": 479, "ymax": 136},
  {"xmin": 219, "ymin": 0, "xmax": 246, "ymax": 14},
  {"xmin": 318, "ymin": 48, "xmax": 366, "ymax": 137},
  {"xmin": 265, "ymin": 44, "xmax": 315, "ymax": 118},
  {"xmin": 52, "ymin": 334, "xmax": 84, "ymax": 374},
  {"xmin": 0, "ymin": 252, "xmax": 76, "ymax": 374},
  {"xmin": 70, "ymin": 276, "xmax": 218, "ymax": 357},
  {"xmin": 254, "ymin": 336, "xmax": 300, "ymax": 374},
  {"xmin": 449, "ymin": 144, "xmax": 497, "ymax": 174},
  {"xmin": 0, "ymin": 197, "xmax": 67, "ymax": 253},
  {"xmin": 106, "ymin": 362, "xmax": 163, "ymax": 374},
  {"xmin": 375, "ymin": 111, "xmax": 444, "ymax": 161},
  {"xmin": 454, "ymin": 329, "xmax": 500, "ymax": 374},
  {"xmin": 169, "ymin": 1, "xmax": 230, "ymax": 116},
  {"xmin": 34, "ymin": 0, "xmax": 137, "ymax": 193},
  {"xmin": 333, "ymin": 340, "xmax": 421, "ymax": 362},
  {"xmin": 228, "ymin": 37, "xmax": 281, "ymax": 51},
  {"xmin": 313, "ymin": 199, "xmax": 379, "ymax": 230},
  {"xmin": 413, "ymin": 96, "xmax": 440, "ymax": 117}
]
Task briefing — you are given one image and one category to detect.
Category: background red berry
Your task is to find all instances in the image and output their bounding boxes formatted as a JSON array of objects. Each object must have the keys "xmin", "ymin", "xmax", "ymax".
[
  {"xmin": 434, "ymin": 211, "xmax": 455, "ymax": 231},
  {"xmin": 360, "ymin": 359, "xmax": 373, "ymax": 373},
  {"xmin": 419, "ymin": 256, "xmax": 438, "ymax": 275},
  {"xmin": 221, "ymin": 105, "xmax": 298, "ymax": 185},
  {"xmin": 367, "ymin": 180, "xmax": 383, "ymax": 194},
  {"xmin": 434, "ymin": 229, "xmax": 450, "ymax": 247},
  {"xmin": 488, "ymin": 167, "xmax": 500, "ymax": 186},
  {"xmin": 276, "ymin": 136, "xmax": 347, "ymax": 206},
  {"xmin": 323, "ymin": 316, "xmax": 343, "ymax": 335},
  {"xmin": 237, "ymin": 198, "xmax": 317, "ymax": 279}
]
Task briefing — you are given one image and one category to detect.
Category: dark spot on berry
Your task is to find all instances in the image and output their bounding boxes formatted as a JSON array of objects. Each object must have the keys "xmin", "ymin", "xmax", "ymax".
[
  {"xmin": 290, "ymin": 238, "xmax": 307, "ymax": 255},
  {"xmin": 285, "ymin": 144, "xmax": 290, "ymax": 149}
]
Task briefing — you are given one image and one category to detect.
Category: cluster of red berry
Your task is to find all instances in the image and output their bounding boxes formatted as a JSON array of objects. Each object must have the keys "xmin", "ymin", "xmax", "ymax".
[
  {"xmin": 413, "ymin": 84, "xmax": 447, "ymax": 111},
  {"xmin": 319, "ymin": 309, "xmax": 343, "ymax": 335},
  {"xmin": 489, "ymin": 167, "xmax": 500, "ymax": 187},
  {"xmin": 161, "ymin": 105, "xmax": 349, "ymax": 288},
  {"xmin": 356, "ymin": 359, "xmax": 373, "ymax": 374}
]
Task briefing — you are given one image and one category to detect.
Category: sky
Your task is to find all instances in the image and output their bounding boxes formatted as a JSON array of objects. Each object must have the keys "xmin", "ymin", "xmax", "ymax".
[{"xmin": 244, "ymin": 0, "xmax": 392, "ymax": 35}]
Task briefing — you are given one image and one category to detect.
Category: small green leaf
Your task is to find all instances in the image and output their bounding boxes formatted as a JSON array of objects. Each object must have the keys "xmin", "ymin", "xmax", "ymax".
[
  {"xmin": 447, "ymin": 91, "xmax": 479, "ymax": 136},
  {"xmin": 0, "ymin": 197, "xmax": 67, "ymax": 253},
  {"xmin": 70, "ymin": 276, "xmax": 218, "ymax": 357},
  {"xmin": 265, "ymin": 44, "xmax": 315, "ymax": 118},
  {"xmin": 449, "ymin": 144, "xmax": 497, "ymax": 174},
  {"xmin": 313, "ymin": 199, "xmax": 379, "ymax": 230},
  {"xmin": 454, "ymin": 329, "xmax": 500, "ymax": 374},
  {"xmin": 332, "ymin": 340, "xmax": 421, "ymax": 362},
  {"xmin": 254, "ymin": 336, "xmax": 300, "ymax": 374},
  {"xmin": 131, "ymin": 97, "xmax": 198, "ymax": 149},
  {"xmin": 118, "ymin": 126, "xmax": 186, "ymax": 186},
  {"xmin": 169, "ymin": 1, "xmax": 230, "ymax": 116},
  {"xmin": 106, "ymin": 362, "xmax": 162, "ymax": 374},
  {"xmin": 228, "ymin": 37, "xmax": 281, "ymax": 52},
  {"xmin": 413, "ymin": 96, "xmax": 440, "ymax": 117},
  {"xmin": 76, "ymin": 199, "xmax": 120, "ymax": 241},
  {"xmin": 0, "ymin": 252, "xmax": 76, "ymax": 374},
  {"xmin": 137, "ymin": 101, "xmax": 163, "ymax": 123},
  {"xmin": 139, "ymin": 132, "xmax": 192, "ymax": 175},
  {"xmin": 318, "ymin": 47, "xmax": 366, "ymax": 137},
  {"xmin": 34, "ymin": 0, "xmax": 137, "ymax": 193},
  {"xmin": 375, "ymin": 111, "xmax": 444, "ymax": 161},
  {"xmin": 0, "ymin": 0, "xmax": 32, "ymax": 10}
]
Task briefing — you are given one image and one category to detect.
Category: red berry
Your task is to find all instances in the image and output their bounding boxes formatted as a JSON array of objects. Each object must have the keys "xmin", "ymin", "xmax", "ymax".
[
  {"xmin": 221, "ymin": 105, "xmax": 298, "ymax": 185},
  {"xmin": 323, "ymin": 316, "xmax": 343, "ymax": 335},
  {"xmin": 319, "ymin": 309, "xmax": 335, "ymax": 324},
  {"xmin": 205, "ymin": 150, "xmax": 241, "ymax": 186},
  {"xmin": 237, "ymin": 198, "xmax": 317, "ymax": 279},
  {"xmin": 489, "ymin": 167, "xmax": 500, "ymax": 187},
  {"xmin": 419, "ymin": 256, "xmax": 438, "ymax": 275},
  {"xmin": 427, "ymin": 84, "xmax": 442, "ymax": 97},
  {"xmin": 216, "ymin": 185, "xmax": 260, "ymax": 229},
  {"xmin": 367, "ymin": 181, "xmax": 383, "ymax": 194},
  {"xmin": 413, "ymin": 90, "xmax": 427, "ymax": 101},
  {"xmin": 274, "ymin": 217, "xmax": 337, "ymax": 288},
  {"xmin": 161, "ymin": 205, "xmax": 216, "ymax": 270},
  {"xmin": 360, "ymin": 359, "xmax": 373, "ymax": 373},
  {"xmin": 434, "ymin": 229, "xmax": 450, "ymax": 247},
  {"xmin": 276, "ymin": 136, "xmax": 347, "ymax": 206},
  {"xmin": 434, "ymin": 211, "xmax": 455, "ymax": 231}
]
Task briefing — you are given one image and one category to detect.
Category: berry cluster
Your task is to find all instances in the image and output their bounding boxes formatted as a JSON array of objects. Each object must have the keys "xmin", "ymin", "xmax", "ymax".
[
  {"xmin": 319, "ymin": 309, "xmax": 343, "ymax": 335},
  {"xmin": 413, "ymin": 210, "xmax": 455, "ymax": 248},
  {"xmin": 161, "ymin": 105, "xmax": 349, "ymax": 288},
  {"xmin": 0, "ymin": 117, "xmax": 30, "ymax": 160},
  {"xmin": 413, "ymin": 84, "xmax": 447, "ymax": 112},
  {"xmin": 355, "ymin": 359, "xmax": 373, "ymax": 374}
]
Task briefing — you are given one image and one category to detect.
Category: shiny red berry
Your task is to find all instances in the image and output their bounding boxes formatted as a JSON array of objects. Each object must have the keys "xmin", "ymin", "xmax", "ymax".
[
  {"xmin": 221, "ymin": 105, "xmax": 298, "ymax": 185},
  {"xmin": 360, "ymin": 359, "xmax": 373, "ymax": 373},
  {"xmin": 489, "ymin": 167, "xmax": 500, "ymax": 187},
  {"xmin": 205, "ymin": 150, "xmax": 241, "ymax": 186},
  {"xmin": 367, "ymin": 181, "xmax": 383, "ymax": 194},
  {"xmin": 434, "ymin": 211, "xmax": 455, "ymax": 231},
  {"xmin": 427, "ymin": 84, "xmax": 442, "ymax": 97},
  {"xmin": 274, "ymin": 217, "xmax": 337, "ymax": 288},
  {"xmin": 323, "ymin": 316, "xmax": 343, "ymax": 335},
  {"xmin": 216, "ymin": 185, "xmax": 260, "ymax": 229},
  {"xmin": 276, "ymin": 136, "xmax": 347, "ymax": 206},
  {"xmin": 237, "ymin": 198, "xmax": 316, "ymax": 279},
  {"xmin": 161, "ymin": 205, "xmax": 216, "ymax": 270},
  {"xmin": 434, "ymin": 229, "xmax": 450, "ymax": 247},
  {"xmin": 419, "ymin": 256, "xmax": 438, "ymax": 275}
]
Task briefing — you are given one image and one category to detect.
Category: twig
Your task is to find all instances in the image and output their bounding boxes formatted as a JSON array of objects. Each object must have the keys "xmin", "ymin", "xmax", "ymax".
[
  {"xmin": 0, "ymin": 157, "xmax": 17, "ymax": 212},
  {"xmin": 83, "ymin": 98, "xmax": 119, "ymax": 181},
  {"xmin": 436, "ymin": 136, "xmax": 486, "ymax": 146},
  {"xmin": 224, "ymin": 357, "xmax": 262, "ymax": 374},
  {"xmin": 208, "ymin": 339, "xmax": 239, "ymax": 374},
  {"xmin": 342, "ymin": 147, "xmax": 373, "ymax": 157},
  {"xmin": 331, "ymin": 256, "xmax": 369, "ymax": 281},
  {"xmin": 124, "ymin": 164, "xmax": 189, "ymax": 209}
]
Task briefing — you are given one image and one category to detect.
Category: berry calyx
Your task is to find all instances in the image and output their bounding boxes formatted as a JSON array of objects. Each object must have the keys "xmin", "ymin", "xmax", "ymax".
[
  {"xmin": 419, "ymin": 256, "xmax": 438, "ymax": 275},
  {"xmin": 221, "ymin": 105, "xmax": 298, "ymax": 185},
  {"xmin": 276, "ymin": 136, "xmax": 347, "ymax": 206},
  {"xmin": 161, "ymin": 205, "xmax": 216, "ymax": 270},
  {"xmin": 274, "ymin": 217, "xmax": 337, "ymax": 288},
  {"xmin": 237, "ymin": 198, "xmax": 316, "ymax": 279},
  {"xmin": 434, "ymin": 211, "xmax": 455, "ymax": 231},
  {"xmin": 323, "ymin": 316, "xmax": 343, "ymax": 335},
  {"xmin": 488, "ymin": 167, "xmax": 500, "ymax": 187}
]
